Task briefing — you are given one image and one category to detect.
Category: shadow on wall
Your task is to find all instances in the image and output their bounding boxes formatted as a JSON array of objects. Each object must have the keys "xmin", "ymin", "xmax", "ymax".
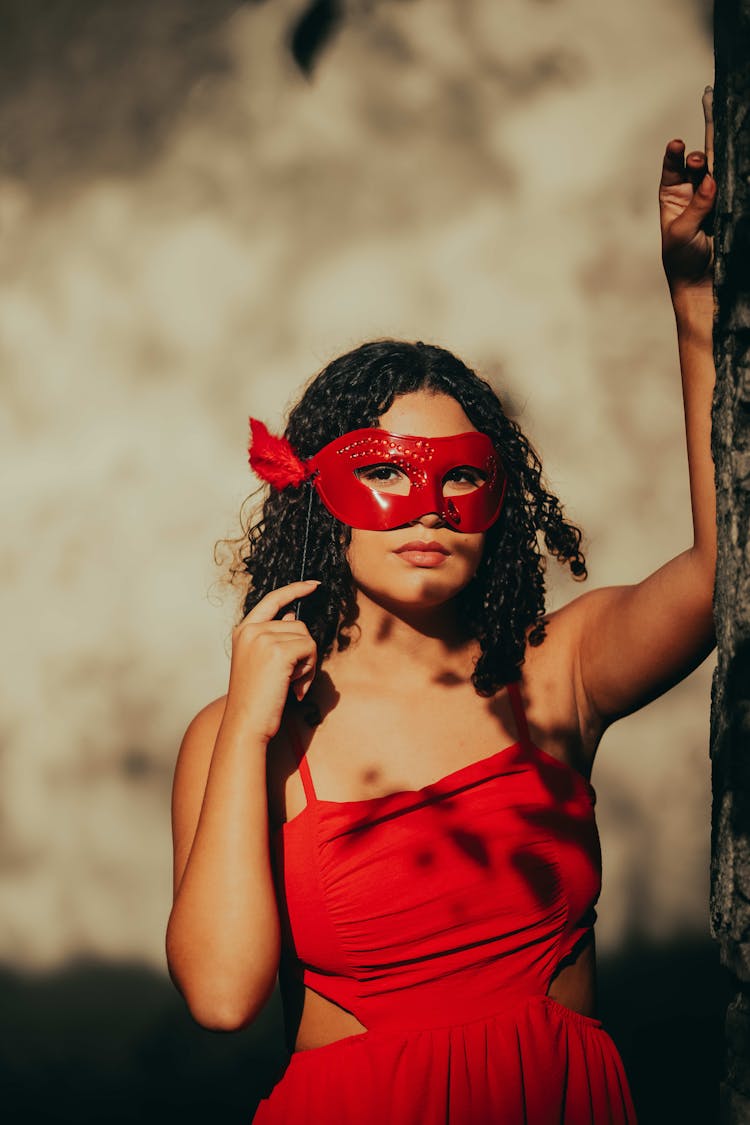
[
  {"xmin": 0, "ymin": 0, "xmax": 344, "ymax": 193},
  {"xmin": 0, "ymin": 937, "xmax": 733, "ymax": 1125}
]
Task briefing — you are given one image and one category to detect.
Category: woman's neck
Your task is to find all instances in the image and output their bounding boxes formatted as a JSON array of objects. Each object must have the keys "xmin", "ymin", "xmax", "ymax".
[{"xmin": 330, "ymin": 588, "xmax": 477, "ymax": 684}]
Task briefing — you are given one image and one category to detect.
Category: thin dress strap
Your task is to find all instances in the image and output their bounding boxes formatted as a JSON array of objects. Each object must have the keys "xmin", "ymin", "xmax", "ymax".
[
  {"xmin": 507, "ymin": 680, "xmax": 533, "ymax": 749},
  {"xmin": 287, "ymin": 711, "xmax": 317, "ymax": 805}
]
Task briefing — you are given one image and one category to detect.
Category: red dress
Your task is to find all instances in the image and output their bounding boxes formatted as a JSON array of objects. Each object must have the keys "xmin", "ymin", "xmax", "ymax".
[{"xmin": 253, "ymin": 682, "xmax": 638, "ymax": 1124}]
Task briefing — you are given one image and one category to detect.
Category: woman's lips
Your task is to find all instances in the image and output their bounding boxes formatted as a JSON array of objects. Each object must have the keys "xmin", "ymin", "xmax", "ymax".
[{"xmin": 394, "ymin": 541, "xmax": 450, "ymax": 568}]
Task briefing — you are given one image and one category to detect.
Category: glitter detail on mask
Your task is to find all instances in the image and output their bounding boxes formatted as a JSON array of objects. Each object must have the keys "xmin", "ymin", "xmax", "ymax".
[
  {"xmin": 336, "ymin": 436, "xmax": 431, "ymax": 462},
  {"xmin": 482, "ymin": 455, "xmax": 498, "ymax": 490},
  {"xmin": 336, "ymin": 436, "xmax": 431, "ymax": 490},
  {"xmin": 444, "ymin": 498, "xmax": 461, "ymax": 524}
]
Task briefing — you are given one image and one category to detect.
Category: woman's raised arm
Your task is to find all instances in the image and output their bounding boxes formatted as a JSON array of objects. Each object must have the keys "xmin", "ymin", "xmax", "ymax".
[{"xmin": 558, "ymin": 87, "xmax": 718, "ymax": 734}]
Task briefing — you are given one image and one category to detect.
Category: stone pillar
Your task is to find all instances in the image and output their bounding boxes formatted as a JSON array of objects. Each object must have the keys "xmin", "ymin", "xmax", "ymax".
[{"xmin": 711, "ymin": 2, "xmax": 750, "ymax": 1121}]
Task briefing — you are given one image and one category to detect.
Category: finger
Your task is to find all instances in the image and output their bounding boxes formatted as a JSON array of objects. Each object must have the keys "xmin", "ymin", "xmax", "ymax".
[
  {"xmin": 288, "ymin": 645, "xmax": 318, "ymax": 699},
  {"xmin": 261, "ymin": 621, "xmax": 313, "ymax": 636},
  {"xmin": 667, "ymin": 171, "xmax": 716, "ymax": 245},
  {"xmin": 685, "ymin": 149, "xmax": 708, "ymax": 191},
  {"xmin": 269, "ymin": 635, "xmax": 318, "ymax": 669},
  {"xmin": 243, "ymin": 580, "xmax": 321, "ymax": 624},
  {"xmin": 703, "ymin": 84, "xmax": 714, "ymax": 176},
  {"xmin": 660, "ymin": 139, "xmax": 686, "ymax": 187},
  {"xmin": 286, "ymin": 651, "xmax": 318, "ymax": 701},
  {"xmin": 277, "ymin": 616, "xmax": 314, "ymax": 633},
  {"xmin": 293, "ymin": 660, "xmax": 318, "ymax": 700}
]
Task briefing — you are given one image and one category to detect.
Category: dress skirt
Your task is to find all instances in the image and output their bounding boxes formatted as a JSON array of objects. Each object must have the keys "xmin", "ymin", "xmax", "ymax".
[{"xmin": 251, "ymin": 991, "xmax": 638, "ymax": 1124}]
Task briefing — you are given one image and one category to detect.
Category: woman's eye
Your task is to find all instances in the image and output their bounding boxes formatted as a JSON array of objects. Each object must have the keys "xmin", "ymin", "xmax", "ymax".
[
  {"xmin": 444, "ymin": 467, "xmax": 485, "ymax": 489},
  {"xmin": 354, "ymin": 463, "xmax": 411, "ymax": 494},
  {"xmin": 358, "ymin": 464, "xmax": 403, "ymax": 482}
]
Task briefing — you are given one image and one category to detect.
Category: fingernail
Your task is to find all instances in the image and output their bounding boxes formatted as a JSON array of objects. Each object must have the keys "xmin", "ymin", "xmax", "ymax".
[{"xmin": 700, "ymin": 173, "xmax": 713, "ymax": 194}]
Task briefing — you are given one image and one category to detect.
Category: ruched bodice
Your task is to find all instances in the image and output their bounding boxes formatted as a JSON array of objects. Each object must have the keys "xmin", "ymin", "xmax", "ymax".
[{"xmin": 254, "ymin": 682, "xmax": 638, "ymax": 1124}]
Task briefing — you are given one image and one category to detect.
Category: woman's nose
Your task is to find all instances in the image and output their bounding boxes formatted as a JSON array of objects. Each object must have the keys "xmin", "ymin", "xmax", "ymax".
[{"xmin": 416, "ymin": 512, "xmax": 448, "ymax": 528}]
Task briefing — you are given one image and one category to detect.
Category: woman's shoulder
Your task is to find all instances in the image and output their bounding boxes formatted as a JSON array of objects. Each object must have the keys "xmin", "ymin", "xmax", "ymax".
[
  {"xmin": 172, "ymin": 695, "xmax": 229, "ymax": 787},
  {"xmin": 517, "ymin": 603, "xmax": 600, "ymax": 767},
  {"xmin": 179, "ymin": 694, "xmax": 229, "ymax": 746},
  {"xmin": 177, "ymin": 694, "xmax": 303, "ymax": 784}
]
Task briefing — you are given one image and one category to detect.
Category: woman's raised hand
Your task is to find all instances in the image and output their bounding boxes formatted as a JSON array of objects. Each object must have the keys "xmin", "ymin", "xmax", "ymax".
[
  {"xmin": 659, "ymin": 85, "xmax": 716, "ymax": 297},
  {"xmin": 225, "ymin": 579, "xmax": 321, "ymax": 741}
]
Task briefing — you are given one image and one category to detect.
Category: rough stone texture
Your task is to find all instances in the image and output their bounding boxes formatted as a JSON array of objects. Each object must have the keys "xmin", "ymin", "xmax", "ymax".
[{"xmin": 712, "ymin": 0, "xmax": 750, "ymax": 1120}]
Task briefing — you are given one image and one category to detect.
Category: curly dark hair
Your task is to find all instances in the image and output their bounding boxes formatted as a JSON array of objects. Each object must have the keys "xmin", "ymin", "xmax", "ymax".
[{"xmin": 216, "ymin": 339, "xmax": 587, "ymax": 695}]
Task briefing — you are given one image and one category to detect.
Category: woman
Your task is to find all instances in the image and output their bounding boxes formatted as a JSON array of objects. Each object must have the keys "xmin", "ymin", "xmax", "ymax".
[{"xmin": 166, "ymin": 92, "xmax": 717, "ymax": 1124}]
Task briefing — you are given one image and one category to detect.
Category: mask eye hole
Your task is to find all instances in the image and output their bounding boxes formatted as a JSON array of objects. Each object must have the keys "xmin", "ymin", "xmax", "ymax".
[
  {"xmin": 442, "ymin": 466, "xmax": 486, "ymax": 495},
  {"xmin": 354, "ymin": 462, "xmax": 411, "ymax": 496}
]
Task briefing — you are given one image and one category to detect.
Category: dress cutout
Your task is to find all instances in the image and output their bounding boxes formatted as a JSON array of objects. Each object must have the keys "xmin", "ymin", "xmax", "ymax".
[{"xmin": 255, "ymin": 681, "xmax": 638, "ymax": 1123}]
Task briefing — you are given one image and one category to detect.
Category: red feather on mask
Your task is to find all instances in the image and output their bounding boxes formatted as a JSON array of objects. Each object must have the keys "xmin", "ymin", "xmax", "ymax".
[{"xmin": 247, "ymin": 417, "xmax": 313, "ymax": 489}]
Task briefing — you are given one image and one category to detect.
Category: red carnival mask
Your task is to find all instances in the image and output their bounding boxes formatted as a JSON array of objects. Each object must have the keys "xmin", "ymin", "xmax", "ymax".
[{"xmin": 248, "ymin": 419, "xmax": 507, "ymax": 533}]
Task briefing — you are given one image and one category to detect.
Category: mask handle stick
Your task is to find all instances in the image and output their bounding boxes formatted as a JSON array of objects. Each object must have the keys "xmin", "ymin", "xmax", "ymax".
[{"xmin": 294, "ymin": 479, "xmax": 315, "ymax": 620}]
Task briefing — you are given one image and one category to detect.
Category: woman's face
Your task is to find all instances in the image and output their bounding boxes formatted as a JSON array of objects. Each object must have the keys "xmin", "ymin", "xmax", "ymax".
[{"xmin": 345, "ymin": 390, "xmax": 487, "ymax": 611}]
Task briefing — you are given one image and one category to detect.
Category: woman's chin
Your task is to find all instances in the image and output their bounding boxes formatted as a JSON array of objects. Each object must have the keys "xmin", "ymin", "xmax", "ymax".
[{"xmin": 356, "ymin": 572, "xmax": 471, "ymax": 613}]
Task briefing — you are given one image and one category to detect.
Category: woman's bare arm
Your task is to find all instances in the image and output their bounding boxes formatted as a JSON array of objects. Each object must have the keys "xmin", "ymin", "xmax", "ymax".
[
  {"xmin": 559, "ymin": 93, "xmax": 718, "ymax": 735},
  {"xmin": 165, "ymin": 580, "xmax": 320, "ymax": 1030},
  {"xmin": 568, "ymin": 297, "xmax": 715, "ymax": 730},
  {"xmin": 166, "ymin": 699, "xmax": 282, "ymax": 1030}
]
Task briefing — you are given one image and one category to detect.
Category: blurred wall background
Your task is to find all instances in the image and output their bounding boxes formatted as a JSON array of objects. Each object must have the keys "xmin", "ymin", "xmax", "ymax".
[{"xmin": 0, "ymin": 1, "xmax": 730, "ymax": 1122}]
